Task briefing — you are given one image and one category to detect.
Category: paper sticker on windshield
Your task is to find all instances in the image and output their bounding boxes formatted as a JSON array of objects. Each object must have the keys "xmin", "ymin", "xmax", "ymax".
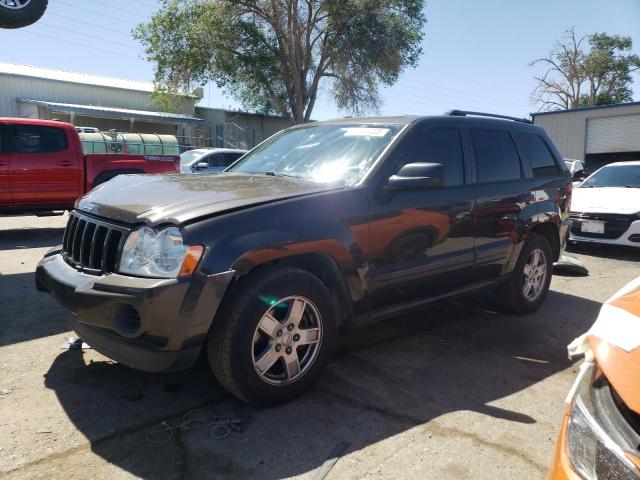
[{"xmin": 343, "ymin": 127, "xmax": 390, "ymax": 137}]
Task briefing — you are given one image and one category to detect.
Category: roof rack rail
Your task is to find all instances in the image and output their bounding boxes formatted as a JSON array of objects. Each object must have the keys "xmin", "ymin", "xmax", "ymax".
[{"xmin": 444, "ymin": 109, "xmax": 532, "ymax": 124}]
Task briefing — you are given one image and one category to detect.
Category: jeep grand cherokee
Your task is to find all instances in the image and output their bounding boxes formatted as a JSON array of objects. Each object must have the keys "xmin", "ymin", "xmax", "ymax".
[{"xmin": 36, "ymin": 111, "xmax": 572, "ymax": 405}]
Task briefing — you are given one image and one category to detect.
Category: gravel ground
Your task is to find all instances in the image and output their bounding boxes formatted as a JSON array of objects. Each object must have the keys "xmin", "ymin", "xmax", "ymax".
[{"xmin": 0, "ymin": 214, "xmax": 638, "ymax": 480}]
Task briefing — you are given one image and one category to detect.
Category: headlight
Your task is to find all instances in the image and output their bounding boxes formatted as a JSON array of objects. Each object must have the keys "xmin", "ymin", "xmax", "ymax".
[
  {"xmin": 566, "ymin": 364, "xmax": 640, "ymax": 479},
  {"xmin": 119, "ymin": 226, "xmax": 203, "ymax": 278}
]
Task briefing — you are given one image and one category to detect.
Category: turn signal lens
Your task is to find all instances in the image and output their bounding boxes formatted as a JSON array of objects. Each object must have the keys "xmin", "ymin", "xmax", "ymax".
[{"xmin": 178, "ymin": 245, "xmax": 204, "ymax": 278}]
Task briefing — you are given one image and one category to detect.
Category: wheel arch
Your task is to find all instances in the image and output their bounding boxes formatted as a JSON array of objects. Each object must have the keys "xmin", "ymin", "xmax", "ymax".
[
  {"xmin": 531, "ymin": 222, "xmax": 560, "ymax": 261},
  {"xmin": 230, "ymin": 252, "xmax": 356, "ymax": 328},
  {"xmin": 91, "ymin": 169, "xmax": 144, "ymax": 189}
]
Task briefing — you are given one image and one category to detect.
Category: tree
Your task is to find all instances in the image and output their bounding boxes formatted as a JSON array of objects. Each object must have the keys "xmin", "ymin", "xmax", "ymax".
[
  {"xmin": 530, "ymin": 27, "xmax": 640, "ymax": 111},
  {"xmin": 134, "ymin": 0, "xmax": 425, "ymax": 123}
]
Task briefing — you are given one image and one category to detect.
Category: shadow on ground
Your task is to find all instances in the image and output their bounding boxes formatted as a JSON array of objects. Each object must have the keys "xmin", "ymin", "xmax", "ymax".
[
  {"xmin": 566, "ymin": 242, "xmax": 640, "ymax": 262},
  {"xmin": 0, "ymin": 226, "xmax": 65, "ymax": 251},
  {"xmin": 33, "ymin": 289, "xmax": 599, "ymax": 479},
  {"xmin": 0, "ymin": 272, "xmax": 69, "ymax": 346}
]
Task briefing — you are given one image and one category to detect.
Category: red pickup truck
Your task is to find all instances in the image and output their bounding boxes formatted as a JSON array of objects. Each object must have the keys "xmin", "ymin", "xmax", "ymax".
[{"xmin": 0, "ymin": 118, "xmax": 180, "ymax": 215}]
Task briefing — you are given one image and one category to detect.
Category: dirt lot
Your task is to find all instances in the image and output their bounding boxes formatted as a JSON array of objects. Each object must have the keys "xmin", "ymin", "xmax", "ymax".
[{"xmin": 0, "ymin": 214, "xmax": 638, "ymax": 480}]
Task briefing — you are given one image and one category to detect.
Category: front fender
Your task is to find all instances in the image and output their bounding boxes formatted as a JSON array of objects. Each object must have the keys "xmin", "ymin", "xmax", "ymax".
[{"xmin": 182, "ymin": 188, "xmax": 370, "ymax": 309}]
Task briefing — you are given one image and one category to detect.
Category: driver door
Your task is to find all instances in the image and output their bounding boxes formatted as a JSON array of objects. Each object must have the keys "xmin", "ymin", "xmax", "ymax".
[{"xmin": 366, "ymin": 127, "xmax": 476, "ymax": 311}]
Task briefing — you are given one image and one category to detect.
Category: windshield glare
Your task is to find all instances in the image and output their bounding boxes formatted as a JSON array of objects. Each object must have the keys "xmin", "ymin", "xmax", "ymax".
[
  {"xmin": 580, "ymin": 164, "xmax": 640, "ymax": 188},
  {"xmin": 180, "ymin": 150, "xmax": 207, "ymax": 165},
  {"xmin": 227, "ymin": 124, "xmax": 402, "ymax": 185}
]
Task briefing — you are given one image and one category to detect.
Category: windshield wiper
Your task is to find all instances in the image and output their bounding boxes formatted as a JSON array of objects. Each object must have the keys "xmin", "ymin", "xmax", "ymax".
[{"xmin": 258, "ymin": 171, "xmax": 303, "ymax": 180}]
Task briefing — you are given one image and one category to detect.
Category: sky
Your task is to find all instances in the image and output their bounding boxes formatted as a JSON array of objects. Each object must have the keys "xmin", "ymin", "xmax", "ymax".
[{"xmin": 1, "ymin": 0, "xmax": 639, "ymax": 121}]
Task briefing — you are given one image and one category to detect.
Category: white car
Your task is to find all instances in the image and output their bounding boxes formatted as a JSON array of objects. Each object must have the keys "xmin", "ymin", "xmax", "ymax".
[
  {"xmin": 570, "ymin": 161, "xmax": 640, "ymax": 247},
  {"xmin": 180, "ymin": 148, "xmax": 247, "ymax": 174}
]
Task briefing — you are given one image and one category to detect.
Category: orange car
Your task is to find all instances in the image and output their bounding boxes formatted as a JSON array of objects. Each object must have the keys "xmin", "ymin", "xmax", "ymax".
[{"xmin": 550, "ymin": 277, "xmax": 640, "ymax": 479}]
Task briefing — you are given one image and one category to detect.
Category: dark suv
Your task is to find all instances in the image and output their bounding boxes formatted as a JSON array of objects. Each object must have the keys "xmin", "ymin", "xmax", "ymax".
[{"xmin": 36, "ymin": 111, "xmax": 572, "ymax": 405}]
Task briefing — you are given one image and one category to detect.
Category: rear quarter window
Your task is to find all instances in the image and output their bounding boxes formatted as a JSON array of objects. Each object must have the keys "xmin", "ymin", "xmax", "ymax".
[
  {"xmin": 471, "ymin": 129, "xmax": 522, "ymax": 183},
  {"xmin": 13, "ymin": 125, "xmax": 68, "ymax": 153},
  {"xmin": 519, "ymin": 133, "xmax": 560, "ymax": 178}
]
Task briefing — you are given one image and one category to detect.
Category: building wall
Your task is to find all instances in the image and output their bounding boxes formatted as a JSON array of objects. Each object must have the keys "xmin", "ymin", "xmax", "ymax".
[
  {"xmin": 196, "ymin": 107, "xmax": 293, "ymax": 149},
  {"xmin": 533, "ymin": 103, "xmax": 640, "ymax": 161},
  {"xmin": 0, "ymin": 73, "xmax": 196, "ymax": 117}
]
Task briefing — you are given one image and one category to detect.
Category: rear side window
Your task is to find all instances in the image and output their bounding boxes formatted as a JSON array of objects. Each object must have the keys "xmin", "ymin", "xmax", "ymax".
[
  {"xmin": 519, "ymin": 133, "xmax": 559, "ymax": 178},
  {"xmin": 13, "ymin": 125, "xmax": 68, "ymax": 153},
  {"xmin": 471, "ymin": 129, "xmax": 521, "ymax": 183},
  {"xmin": 399, "ymin": 128, "xmax": 464, "ymax": 186}
]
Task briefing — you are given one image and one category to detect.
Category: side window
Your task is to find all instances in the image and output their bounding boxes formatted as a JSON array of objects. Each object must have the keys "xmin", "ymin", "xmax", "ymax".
[
  {"xmin": 399, "ymin": 128, "xmax": 464, "ymax": 186},
  {"xmin": 0, "ymin": 126, "xmax": 5, "ymax": 153},
  {"xmin": 208, "ymin": 153, "xmax": 228, "ymax": 168},
  {"xmin": 471, "ymin": 129, "xmax": 521, "ymax": 183},
  {"xmin": 13, "ymin": 126, "xmax": 68, "ymax": 153},
  {"xmin": 519, "ymin": 133, "xmax": 559, "ymax": 178}
]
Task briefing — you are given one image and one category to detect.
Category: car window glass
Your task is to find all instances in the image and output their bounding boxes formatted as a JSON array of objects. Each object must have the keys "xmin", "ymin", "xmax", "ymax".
[
  {"xmin": 399, "ymin": 128, "xmax": 464, "ymax": 186},
  {"xmin": 208, "ymin": 153, "xmax": 228, "ymax": 168},
  {"xmin": 471, "ymin": 129, "xmax": 521, "ymax": 183},
  {"xmin": 13, "ymin": 125, "xmax": 67, "ymax": 153},
  {"xmin": 520, "ymin": 133, "xmax": 559, "ymax": 178}
]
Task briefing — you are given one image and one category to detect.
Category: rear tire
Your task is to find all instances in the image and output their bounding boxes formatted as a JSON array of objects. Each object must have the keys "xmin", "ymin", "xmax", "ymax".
[
  {"xmin": 0, "ymin": 0, "xmax": 47, "ymax": 29},
  {"xmin": 494, "ymin": 233, "xmax": 553, "ymax": 314},
  {"xmin": 207, "ymin": 266, "xmax": 338, "ymax": 405}
]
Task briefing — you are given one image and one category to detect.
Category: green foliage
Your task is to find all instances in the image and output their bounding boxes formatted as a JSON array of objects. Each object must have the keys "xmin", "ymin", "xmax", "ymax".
[
  {"xmin": 531, "ymin": 28, "xmax": 640, "ymax": 111},
  {"xmin": 134, "ymin": 0, "xmax": 426, "ymax": 122}
]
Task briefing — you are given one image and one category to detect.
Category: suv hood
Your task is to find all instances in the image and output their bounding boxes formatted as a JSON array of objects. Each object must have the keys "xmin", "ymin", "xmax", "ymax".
[
  {"xmin": 77, "ymin": 173, "xmax": 339, "ymax": 225},
  {"xmin": 572, "ymin": 187, "xmax": 640, "ymax": 214}
]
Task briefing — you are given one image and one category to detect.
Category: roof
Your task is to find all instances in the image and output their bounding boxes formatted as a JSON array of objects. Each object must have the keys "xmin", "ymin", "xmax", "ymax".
[
  {"xmin": 0, "ymin": 117, "xmax": 74, "ymax": 128},
  {"xmin": 604, "ymin": 161, "xmax": 640, "ymax": 167},
  {"xmin": 18, "ymin": 99, "xmax": 203, "ymax": 124},
  {"xmin": 318, "ymin": 115, "xmax": 420, "ymax": 125},
  {"xmin": 0, "ymin": 62, "xmax": 154, "ymax": 93},
  {"xmin": 531, "ymin": 101, "xmax": 640, "ymax": 117}
]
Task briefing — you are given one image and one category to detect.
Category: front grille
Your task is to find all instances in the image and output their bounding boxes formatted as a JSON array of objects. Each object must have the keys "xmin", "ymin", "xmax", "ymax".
[
  {"xmin": 570, "ymin": 212, "xmax": 637, "ymax": 239},
  {"xmin": 61, "ymin": 212, "xmax": 130, "ymax": 274}
]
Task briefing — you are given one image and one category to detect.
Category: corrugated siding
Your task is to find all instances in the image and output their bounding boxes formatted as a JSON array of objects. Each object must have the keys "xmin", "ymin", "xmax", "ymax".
[
  {"xmin": 0, "ymin": 74, "xmax": 197, "ymax": 117},
  {"xmin": 533, "ymin": 103, "xmax": 640, "ymax": 160},
  {"xmin": 586, "ymin": 115, "xmax": 640, "ymax": 154}
]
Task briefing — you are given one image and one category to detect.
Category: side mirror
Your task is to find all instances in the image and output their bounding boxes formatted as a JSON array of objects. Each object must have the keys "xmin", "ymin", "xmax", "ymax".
[
  {"xmin": 194, "ymin": 162, "xmax": 209, "ymax": 170},
  {"xmin": 386, "ymin": 162, "xmax": 444, "ymax": 190}
]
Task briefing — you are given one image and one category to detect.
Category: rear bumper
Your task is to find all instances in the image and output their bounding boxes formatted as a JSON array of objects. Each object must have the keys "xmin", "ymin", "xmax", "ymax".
[{"xmin": 36, "ymin": 251, "xmax": 234, "ymax": 372}]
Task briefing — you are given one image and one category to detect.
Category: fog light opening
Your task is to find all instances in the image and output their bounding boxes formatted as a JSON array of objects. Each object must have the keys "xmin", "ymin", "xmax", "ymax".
[
  {"xmin": 115, "ymin": 304, "xmax": 141, "ymax": 334},
  {"xmin": 628, "ymin": 234, "xmax": 640, "ymax": 243}
]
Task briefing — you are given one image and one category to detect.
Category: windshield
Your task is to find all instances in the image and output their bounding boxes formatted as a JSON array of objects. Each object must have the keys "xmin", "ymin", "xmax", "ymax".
[
  {"xmin": 580, "ymin": 164, "xmax": 640, "ymax": 188},
  {"xmin": 227, "ymin": 123, "xmax": 403, "ymax": 185},
  {"xmin": 180, "ymin": 150, "xmax": 208, "ymax": 166}
]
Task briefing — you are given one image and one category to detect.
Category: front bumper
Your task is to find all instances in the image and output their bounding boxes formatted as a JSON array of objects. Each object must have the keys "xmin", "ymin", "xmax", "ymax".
[
  {"xmin": 36, "ymin": 250, "xmax": 234, "ymax": 372},
  {"xmin": 549, "ymin": 364, "xmax": 640, "ymax": 479},
  {"xmin": 570, "ymin": 217, "xmax": 640, "ymax": 247}
]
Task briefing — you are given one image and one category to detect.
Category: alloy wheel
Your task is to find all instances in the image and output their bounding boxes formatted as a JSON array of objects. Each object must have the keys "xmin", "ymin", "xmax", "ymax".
[
  {"xmin": 251, "ymin": 296, "xmax": 323, "ymax": 385},
  {"xmin": 0, "ymin": 0, "xmax": 31, "ymax": 9},
  {"xmin": 522, "ymin": 248, "xmax": 547, "ymax": 302}
]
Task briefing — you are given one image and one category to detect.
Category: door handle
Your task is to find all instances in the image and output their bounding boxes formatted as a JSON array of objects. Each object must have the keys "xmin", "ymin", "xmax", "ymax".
[{"xmin": 56, "ymin": 161, "xmax": 74, "ymax": 167}]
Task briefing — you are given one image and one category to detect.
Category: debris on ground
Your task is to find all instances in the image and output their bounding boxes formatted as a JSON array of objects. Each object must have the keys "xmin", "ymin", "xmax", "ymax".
[
  {"xmin": 60, "ymin": 337, "xmax": 92, "ymax": 350},
  {"xmin": 313, "ymin": 441, "xmax": 350, "ymax": 480},
  {"xmin": 145, "ymin": 405, "xmax": 243, "ymax": 443},
  {"xmin": 35, "ymin": 428, "xmax": 51, "ymax": 434},
  {"xmin": 0, "ymin": 389, "xmax": 11, "ymax": 395},
  {"xmin": 554, "ymin": 253, "xmax": 589, "ymax": 276}
]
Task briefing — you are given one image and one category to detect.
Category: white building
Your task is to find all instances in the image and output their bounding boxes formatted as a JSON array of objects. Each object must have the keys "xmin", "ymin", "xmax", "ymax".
[
  {"xmin": 0, "ymin": 62, "xmax": 292, "ymax": 149},
  {"xmin": 532, "ymin": 102, "xmax": 640, "ymax": 171}
]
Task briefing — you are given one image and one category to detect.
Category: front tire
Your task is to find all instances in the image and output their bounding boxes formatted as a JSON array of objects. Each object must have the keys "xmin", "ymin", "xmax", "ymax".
[
  {"xmin": 207, "ymin": 266, "xmax": 338, "ymax": 405},
  {"xmin": 494, "ymin": 233, "xmax": 553, "ymax": 314},
  {"xmin": 0, "ymin": 0, "xmax": 47, "ymax": 29}
]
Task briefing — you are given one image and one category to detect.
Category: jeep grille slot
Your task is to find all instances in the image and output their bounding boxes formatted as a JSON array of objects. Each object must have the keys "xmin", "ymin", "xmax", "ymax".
[{"xmin": 62, "ymin": 212, "xmax": 129, "ymax": 274}]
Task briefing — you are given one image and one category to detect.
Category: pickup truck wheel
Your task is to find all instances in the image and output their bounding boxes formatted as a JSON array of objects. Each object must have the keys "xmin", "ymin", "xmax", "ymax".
[
  {"xmin": 493, "ymin": 233, "xmax": 553, "ymax": 314},
  {"xmin": 207, "ymin": 266, "xmax": 338, "ymax": 405},
  {"xmin": 0, "ymin": 0, "xmax": 47, "ymax": 28}
]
